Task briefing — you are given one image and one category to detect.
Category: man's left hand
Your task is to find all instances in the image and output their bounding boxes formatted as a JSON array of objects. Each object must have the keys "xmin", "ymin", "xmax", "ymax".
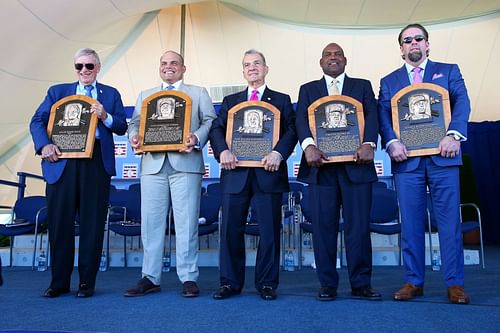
[
  {"xmin": 261, "ymin": 151, "xmax": 282, "ymax": 172},
  {"xmin": 90, "ymin": 102, "xmax": 107, "ymax": 121},
  {"xmin": 439, "ymin": 135, "xmax": 461, "ymax": 158},
  {"xmin": 354, "ymin": 144, "xmax": 374, "ymax": 164}
]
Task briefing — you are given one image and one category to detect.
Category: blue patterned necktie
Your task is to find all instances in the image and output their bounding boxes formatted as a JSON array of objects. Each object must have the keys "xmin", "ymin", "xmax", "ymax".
[
  {"xmin": 84, "ymin": 85, "xmax": 94, "ymax": 97},
  {"xmin": 166, "ymin": 85, "xmax": 175, "ymax": 90}
]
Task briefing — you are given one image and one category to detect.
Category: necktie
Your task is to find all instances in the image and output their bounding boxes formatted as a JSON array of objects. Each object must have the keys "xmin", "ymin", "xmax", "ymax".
[
  {"xmin": 249, "ymin": 89, "xmax": 259, "ymax": 101},
  {"xmin": 166, "ymin": 85, "xmax": 175, "ymax": 90},
  {"xmin": 329, "ymin": 79, "xmax": 340, "ymax": 95},
  {"xmin": 413, "ymin": 67, "xmax": 423, "ymax": 84},
  {"xmin": 84, "ymin": 85, "xmax": 94, "ymax": 97}
]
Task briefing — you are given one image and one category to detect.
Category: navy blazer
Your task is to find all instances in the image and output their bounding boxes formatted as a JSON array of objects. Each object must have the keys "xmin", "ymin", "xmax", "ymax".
[
  {"xmin": 209, "ymin": 87, "xmax": 297, "ymax": 194},
  {"xmin": 30, "ymin": 82, "xmax": 127, "ymax": 184},
  {"xmin": 377, "ymin": 60, "xmax": 471, "ymax": 173},
  {"xmin": 295, "ymin": 76, "xmax": 379, "ymax": 185}
]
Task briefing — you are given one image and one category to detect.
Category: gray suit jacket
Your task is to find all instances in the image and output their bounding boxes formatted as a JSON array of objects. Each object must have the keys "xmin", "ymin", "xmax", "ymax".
[{"xmin": 128, "ymin": 82, "xmax": 216, "ymax": 175}]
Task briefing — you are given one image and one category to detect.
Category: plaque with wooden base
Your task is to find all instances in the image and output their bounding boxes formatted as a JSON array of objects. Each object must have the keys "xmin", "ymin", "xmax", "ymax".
[
  {"xmin": 391, "ymin": 83, "xmax": 451, "ymax": 157},
  {"xmin": 138, "ymin": 90, "xmax": 192, "ymax": 152},
  {"xmin": 308, "ymin": 95, "xmax": 365, "ymax": 163},
  {"xmin": 47, "ymin": 95, "xmax": 98, "ymax": 159},
  {"xmin": 226, "ymin": 101, "xmax": 280, "ymax": 167}
]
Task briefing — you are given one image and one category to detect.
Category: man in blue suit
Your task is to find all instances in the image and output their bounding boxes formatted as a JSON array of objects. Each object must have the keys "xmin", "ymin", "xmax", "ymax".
[
  {"xmin": 378, "ymin": 23, "xmax": 471, "ymax": 304},
  {"xmin": 30, "ymin": 48, "xmax": 127, "ymax": 298},
  {"xmin": 296, "ymin": 42, "xmax": 380, "ymax": 301},
  {"xmin": 210, "ymin": 49, "xmax": 297, "ymax": 300}
]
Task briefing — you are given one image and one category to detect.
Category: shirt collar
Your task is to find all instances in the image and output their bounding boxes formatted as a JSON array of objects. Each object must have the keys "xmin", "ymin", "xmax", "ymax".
[
  {"xmin": 247, "ymin": 84, "xmax": 266, "ymax": 98},
  {"xmin": 405, "ymin": 58, "xmax": 428, "ymax": 75},
  {"xmin": 162, "ymin": 80, "xmax": 182, "ymax": 90}
]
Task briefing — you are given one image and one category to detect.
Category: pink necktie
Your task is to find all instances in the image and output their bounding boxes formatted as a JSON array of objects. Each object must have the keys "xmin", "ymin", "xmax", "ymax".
[
  {"xmin": 413, "ymin": 67, "xmax": 423, "ymax": 84},
  {"xmin": 249, "ymin": 89, "xmax": 259, "ymax": 101}
]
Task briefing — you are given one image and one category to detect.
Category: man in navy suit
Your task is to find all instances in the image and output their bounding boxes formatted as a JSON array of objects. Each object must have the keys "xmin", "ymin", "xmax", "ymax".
[
  {"xmin": 378, "ymin": 23, "xmax": 471, "ymax": 304},
  {"xmin": 30, "ymin": 48, "xmax": 127, "ymax": 298},
  {"xmin": 210, "ymin": 49, "xmax": 297, "ymax": 300},
  {"xmin": 296, "ymin": 43, "xmax": 381, "ymax": 301}
]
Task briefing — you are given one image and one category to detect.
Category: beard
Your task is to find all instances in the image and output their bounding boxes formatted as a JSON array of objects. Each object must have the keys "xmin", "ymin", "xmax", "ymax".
[{"xmin": 408, "ymin": 50, "xmax": 423, "ymax": 62}]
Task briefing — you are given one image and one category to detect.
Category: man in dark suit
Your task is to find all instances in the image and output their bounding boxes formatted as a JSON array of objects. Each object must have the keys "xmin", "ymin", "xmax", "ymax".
[
  {"xmin": 378, "ymin": 23, "xmax": 471, "ymax": 304},
  {"xmin": 210, "ymin": 49, "xmax": 296, "ymax": 300},
  {"xmin": 295, "ymin": 42, "xmax": 381, "ymax": 301},
  {"xmin": 30, "ymin": 48, "xmax": 127, "ymax": 298}
]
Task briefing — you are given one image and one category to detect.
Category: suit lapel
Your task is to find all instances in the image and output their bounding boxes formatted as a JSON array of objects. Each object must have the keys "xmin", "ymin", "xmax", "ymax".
[
  {"xmin": 423, "ymin": 60, "xmax": 435, "ymax": 83},
  {"xmin": 318, "ymin": 78, "xmax": 329, "ymax": 97},
  {"xmin": 342, "ymin": 75, "xmax": 354, "ymax": 96}
]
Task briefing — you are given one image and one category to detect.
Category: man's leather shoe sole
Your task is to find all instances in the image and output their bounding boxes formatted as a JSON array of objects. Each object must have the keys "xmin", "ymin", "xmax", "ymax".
[
  {"xmin": 213, "ymin": 285, "xmax": 240, "ymax": 300},
  {"xmin": 351, "ymin": 288, "xmax": 382, "ymax": 301},
  {"xmin": 317, "ymin": 287, "xmax": 337, "ymax": 301},
  {"xmin": 259, "ymin": 286, "xmax": 277, "ymax": 300},
  {"xmin": 393, "ymin": 283, "xmax": 424, "ymax": 301},
  {"xmin": 43, "ymin": 287, "xmax": 70, "ymax": 298},
  {"xmin": 448, "ymin": 285, "xmax": 470, "ymax": 304}
]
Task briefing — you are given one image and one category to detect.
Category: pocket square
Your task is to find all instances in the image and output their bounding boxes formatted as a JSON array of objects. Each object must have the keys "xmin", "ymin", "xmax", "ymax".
[{"xmin": 432, "ymin": 73, "xmax": 444, "ymax": 80}]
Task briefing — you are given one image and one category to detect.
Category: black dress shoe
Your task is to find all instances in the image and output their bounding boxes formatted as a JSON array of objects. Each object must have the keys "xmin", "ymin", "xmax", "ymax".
[
  {"xmin": 317, "ymin": 286, "xmax": 337, "ymax": 301},
  {"xmin": 259, "ymin": 286, "xmax": 277, "ymax": 300},
  {"xmin": 213, "ymin": 285, "xmax": 240, "ymax": 300},
  {"xmin": 43, "ymin": 287, "xmax": 70, "ymax": 298},
  {"xmin": 76, "ymin": 284, "xmax": 95, "ymax": 298},
  {"xmin": 351, "ymin": 288, "xmax": 382, "ymax": 301},
  {"xmin": 182, "ymin": 281, "xmax": 200, "ymax": 297}
]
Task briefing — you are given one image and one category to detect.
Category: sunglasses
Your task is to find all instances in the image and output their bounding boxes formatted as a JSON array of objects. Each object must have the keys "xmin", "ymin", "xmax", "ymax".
[
  {"xmin": 402, "ymin": 35, "xmax": 426, "ymax": 44},
  {"xmin": 74, "ymin": 63, "xmax": 96, "ymax": 71}
]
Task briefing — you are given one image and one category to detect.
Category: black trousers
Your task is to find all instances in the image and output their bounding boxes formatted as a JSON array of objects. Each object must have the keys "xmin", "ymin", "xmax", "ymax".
[{"xmin": 46, "ymin": 143, "xmax": 110, "ymax": 290}]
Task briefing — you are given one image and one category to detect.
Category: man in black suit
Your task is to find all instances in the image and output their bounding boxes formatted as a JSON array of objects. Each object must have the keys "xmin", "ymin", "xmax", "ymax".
[
  {"xmin": 295, "ymin": 42, "xmax": 381, "ymax": 301},
  {"xmin": 209, "ymin": 49, "xmax": 297, "ymax": 300}
]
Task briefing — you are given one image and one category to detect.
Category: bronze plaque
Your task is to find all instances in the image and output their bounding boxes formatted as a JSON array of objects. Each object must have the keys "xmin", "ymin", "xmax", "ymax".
[
  {"xmin": 308, "ymin": 95, "xmax": 365, "ymax": 163},
  {"xmin": 138, "ymin": 90, "xmax": 192, "ymax": 152},
  {"xmin": 47, "ymin": 95, "xmax": 98, "ymax": 158},
  {"xmin": 226, "ymin": 101, "xmax": 280, "ymax": 167},
  {"xmin": 391, "ymin": 83, "xmax": 451, "ymax": 157}
]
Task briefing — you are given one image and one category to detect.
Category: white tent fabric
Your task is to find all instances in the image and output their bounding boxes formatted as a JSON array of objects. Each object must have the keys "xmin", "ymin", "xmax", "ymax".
[{"xmin": 0, "ymin": 0, "xmax": 499, "ymax": 203}]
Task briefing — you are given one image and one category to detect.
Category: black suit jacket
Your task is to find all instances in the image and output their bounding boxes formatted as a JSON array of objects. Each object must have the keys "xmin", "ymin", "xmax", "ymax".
[
  {"xmin": 209, "ymin": 87, "xmax": 297, "ymax": 193},
  {"xmin": 295, "ymin": 76, "xmax": 378, "ymax": 185}
]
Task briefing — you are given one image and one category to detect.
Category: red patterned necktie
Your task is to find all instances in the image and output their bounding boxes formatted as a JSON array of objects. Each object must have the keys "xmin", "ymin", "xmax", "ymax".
[{"xmin": 249, "ymin": 89, "xmax": 259, "ymax": 101}]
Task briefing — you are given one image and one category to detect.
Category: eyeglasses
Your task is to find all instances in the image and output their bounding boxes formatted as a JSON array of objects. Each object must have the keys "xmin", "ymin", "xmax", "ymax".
[
  {"xmin": 402, "ymin": 35, "xmax": 426, "ymax": 44},
  {"xmin": 74, "ymin": 63, "xmax": 95, "ymax": 71}
]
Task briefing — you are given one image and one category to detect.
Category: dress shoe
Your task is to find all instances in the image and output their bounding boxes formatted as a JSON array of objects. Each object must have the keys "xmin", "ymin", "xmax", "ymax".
[
  {"xmin": 259, "ymin": 286, "xmax": 277, "ymax": 300},
  {"xmin": 317, "ymin": 286, "xmax": 337, "ymax": 301},
  {"xmin": 351, "ymin": 288, "xmax": 382, "ymax": 301},
  {"xmin": 393, "ymin": 283, "xmax": 424, "ymax": 301},
  {"xmin": 43, "ymin": 287, "xmax": 70, "ymax": 298},
  {"xmin": 124, "ymin": 277, "xmax": 161, "ymax": 297},
  {"xmin": 213, "ymin": 285, "xmax": 240, "ymax": 300},
  {"xmin": 447, "ymin": 285, "xmax": 470, "ymax": 304},
  {"xmin": 76, "ymin": 284, "xmax": 95, "ymax": 298},
  {"xmin": 182, "ymin": 281, "xmax": 200, "ymax": 297}
]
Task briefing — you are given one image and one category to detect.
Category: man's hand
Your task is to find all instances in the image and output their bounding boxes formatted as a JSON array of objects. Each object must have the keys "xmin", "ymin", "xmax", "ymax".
[
  {"xmin": 179, "ymin": 133, "xmax": 198, "ymax": 153},
  {"xmin": 261, "ymin": 151, "xmax": 282, "ymax": 172},
  {"xmin": 220, "ymin": 149, "xmax": 238, "ymax": 170},
  {"xmin": 90, "ymin": 101, "xmax": 107, "ymax": 121},
  {"xmin": 355, "ymin": 144, "xmax": 374, "ymax": 164},
  {"xmin": 130, "ymin": 134, "xmax": 144, "ymax": 155},
  {"xmin": 387, "ymin": 141, "xmax": 408, "ymax": 162},
  {"xmin": 304, "ymin": 145, "xmax": 328, "ymax": 167},
  {"xmin": 41, "ymin": 143, "xmax": 61, "ymax": 163},
  {"xmin": 439, "ymin": 135, "xmax": 461, "ymax": 158}
]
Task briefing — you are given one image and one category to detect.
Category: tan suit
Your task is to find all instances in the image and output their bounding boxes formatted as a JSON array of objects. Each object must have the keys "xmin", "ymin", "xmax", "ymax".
[{"xmin": 128, "ymin": 82, "xmax": 216, "ymax": 284}]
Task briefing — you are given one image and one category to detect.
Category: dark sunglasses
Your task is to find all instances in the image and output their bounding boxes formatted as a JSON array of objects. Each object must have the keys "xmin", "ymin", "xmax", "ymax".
[
  {"xmin": 402, "ymin": 35, "xmax": 426, "ymax": 44},
  {"xmin": 74, "ymin": 63, "xmax": 96, "ymax": 71}
]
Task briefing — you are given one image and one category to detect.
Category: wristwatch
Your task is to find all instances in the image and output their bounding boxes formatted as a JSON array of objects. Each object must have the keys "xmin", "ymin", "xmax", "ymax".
[
  {"xmin": 363, "ymin": 142, "xmax": 376, "ymax": 149},
  {"xmin": 447, "ymin": 133, "xmax": 461, "ymax": 141}
]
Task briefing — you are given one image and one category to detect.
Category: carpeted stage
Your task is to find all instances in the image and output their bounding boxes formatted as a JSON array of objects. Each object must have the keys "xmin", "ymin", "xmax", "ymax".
[{"xmin": 1, "ymin": 246, "xmax": 499, "ymax": 333}]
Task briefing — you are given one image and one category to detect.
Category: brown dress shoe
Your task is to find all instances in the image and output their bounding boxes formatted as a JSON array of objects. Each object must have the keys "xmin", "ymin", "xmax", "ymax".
[
  {"xmin": 447, "ymin": 285, "xmax": 470, "ymax": 304},
  {"xmin": 182, "ymin": 281, "xmax": 200, "ymax": 297},
  {"xmin": 124, "ymin": 277, "xmax": 161, "ymax": 297},
  {"xmin": 393, "ymin": 283, "xmax": 423, "ymax": 301}
]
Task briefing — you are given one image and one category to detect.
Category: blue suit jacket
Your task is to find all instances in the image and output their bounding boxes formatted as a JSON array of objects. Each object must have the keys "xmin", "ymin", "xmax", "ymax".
[
  {"xmin": 209, "ymin": 87, "xmax": 297, "ymax": 193},
  {"xmin": 295, "ymin": 76, "xmax": 379, "ymax": 185},
  {"xmin": 30, "ymin": 82, "xmax": 128, "ymax": 184},
  {"xmin": 378, "ymin": 60, "xmax": 471, "ymax": 173}
]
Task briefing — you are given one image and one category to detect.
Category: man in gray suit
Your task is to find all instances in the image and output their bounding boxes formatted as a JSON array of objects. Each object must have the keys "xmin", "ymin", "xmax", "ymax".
[{"xmin": 124, "ymin": 50, "xmax": 216, "ymax": 297}]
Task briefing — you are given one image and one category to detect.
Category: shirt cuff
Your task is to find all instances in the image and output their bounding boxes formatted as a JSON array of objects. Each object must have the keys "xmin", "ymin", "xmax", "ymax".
[
  {"xmin": 362, "ymin": 142, "xmax": 376, "ymax": 149},
  {"xmin": 193, "ymin": 133, "xmax": 201, "ymax": 150},
  {"xmin": 385, "ymin": 139, "xmax": 398, "ymax": 150},
  {"xmin": 446, "ymin": 130, "xmax": 466, "ymax": 142},
  {"xmin": 271, "ymin": 150, "xmax": 283, "ymax": 160},
  {"xmin": 102, "ymin": 113, "xmax": 113, "ymax": 128},
  {"xmin": 301, "ymin": 137, "xmax": 316, "ymax": 151}
]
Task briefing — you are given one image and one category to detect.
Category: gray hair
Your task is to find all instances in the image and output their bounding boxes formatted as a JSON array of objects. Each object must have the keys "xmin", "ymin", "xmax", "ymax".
[
  {"xmin": 242, "ymin": 49, "xmax": 267, "ymax": 66},
  {"xmin": 74, "ymin": 48, "xmax": 101, "ymax": 64}
]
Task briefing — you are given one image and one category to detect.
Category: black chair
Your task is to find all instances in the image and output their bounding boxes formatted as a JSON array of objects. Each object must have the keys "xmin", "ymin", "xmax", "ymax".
[
  {"xmin": 198, "ymin": 192, "xmax": 222, "ymax": 248},
  {"xmin": 106, "ymin": 187, "xmax": 141, "ymax": 268},
  {"xmin": 369, "ymin": 186, "xmax": 401, "ymax": 265},
  {"xmin": 206, "ymin": 182, "xmax": 222, "ymax": 197}
]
